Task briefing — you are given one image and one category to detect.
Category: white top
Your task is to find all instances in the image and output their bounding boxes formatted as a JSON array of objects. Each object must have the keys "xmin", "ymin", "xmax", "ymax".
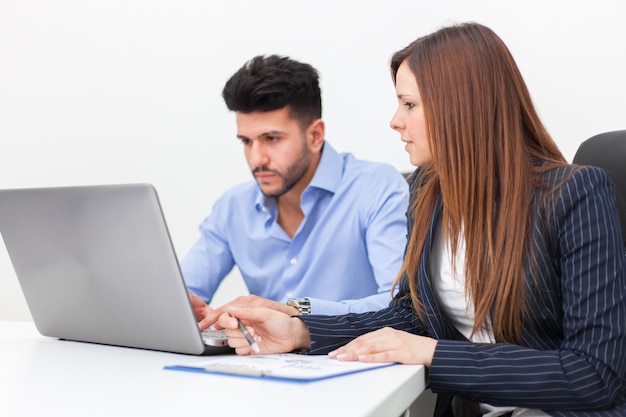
[{"xmin": 430, "ymin": 224, "xmax": 494, "ymax": 343}]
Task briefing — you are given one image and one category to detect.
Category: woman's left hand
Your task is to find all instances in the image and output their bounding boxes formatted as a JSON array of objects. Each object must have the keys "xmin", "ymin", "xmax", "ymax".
[{"xmin": 328, "ymin": 327, "xmax": 437, "ymax": 367}]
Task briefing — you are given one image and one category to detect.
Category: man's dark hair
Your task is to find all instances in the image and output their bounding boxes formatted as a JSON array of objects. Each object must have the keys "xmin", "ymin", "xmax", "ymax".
[{"xmin": 222, "ymin": 55, "xmax": 322, "ymax": 130}]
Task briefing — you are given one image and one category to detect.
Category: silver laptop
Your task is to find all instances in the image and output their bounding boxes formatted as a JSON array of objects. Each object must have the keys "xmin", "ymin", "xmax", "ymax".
[{"xmin": 0, "ymin": 183, "xmax": 232, "ymax": 355}]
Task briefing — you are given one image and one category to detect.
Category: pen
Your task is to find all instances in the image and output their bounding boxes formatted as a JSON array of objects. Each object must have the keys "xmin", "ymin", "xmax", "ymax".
[{"xmin": 228, "ymin": 309, "xmax": 260, "ymax": 353}]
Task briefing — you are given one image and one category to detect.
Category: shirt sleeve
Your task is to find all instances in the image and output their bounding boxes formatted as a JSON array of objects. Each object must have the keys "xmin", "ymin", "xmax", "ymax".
[
  {"xmin": 180, "ymin": 196, "xmax": 236, "ymax": 303},
  {"xmin": 305, "ymin": 164, "xmax": 409, "ymax": 315}
]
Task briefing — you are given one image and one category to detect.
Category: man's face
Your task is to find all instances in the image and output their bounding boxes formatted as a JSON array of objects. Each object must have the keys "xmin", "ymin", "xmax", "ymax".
[{"xmin": 236, "ymin": 107, "xmax": 312, "ymax": 198}]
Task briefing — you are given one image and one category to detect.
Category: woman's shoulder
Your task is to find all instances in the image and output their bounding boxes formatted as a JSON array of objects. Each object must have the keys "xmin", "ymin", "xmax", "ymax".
[
  {"xmin": 540, "ymin": 163, "xmax": 612, "ymax": 190},
  {"xmin": 536, "ymin": 164, "xmax": 617, "ymax": 217}
]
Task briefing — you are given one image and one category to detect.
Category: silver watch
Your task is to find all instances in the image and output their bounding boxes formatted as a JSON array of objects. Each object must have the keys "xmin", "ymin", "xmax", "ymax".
[{"xmin": 287, "ymin": 297, "xmax": 311, "ymax": 315}]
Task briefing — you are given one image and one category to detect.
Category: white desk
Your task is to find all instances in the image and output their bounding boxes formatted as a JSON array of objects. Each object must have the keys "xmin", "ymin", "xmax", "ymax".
[{"xmin": 0, "ymin": 321, "xmax": 427, "ymax": 417}]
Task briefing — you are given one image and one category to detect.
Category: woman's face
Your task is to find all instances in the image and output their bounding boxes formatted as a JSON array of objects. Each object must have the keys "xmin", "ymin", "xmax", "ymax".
[{"xmin": 390, "ymin": 61, "xmax": 432, "ymax": 167}]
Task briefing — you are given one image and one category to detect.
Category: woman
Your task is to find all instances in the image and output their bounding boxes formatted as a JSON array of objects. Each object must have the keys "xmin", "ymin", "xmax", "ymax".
[{"xmin": 218, "ymin": 22, "xmax": 626, "ymax": 417}]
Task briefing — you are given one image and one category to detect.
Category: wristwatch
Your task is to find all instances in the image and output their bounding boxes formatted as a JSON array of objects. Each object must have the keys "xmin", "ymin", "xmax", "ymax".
[{"xmin": 287, "ymin": 297, "xmax": 311, "ymax": 315}]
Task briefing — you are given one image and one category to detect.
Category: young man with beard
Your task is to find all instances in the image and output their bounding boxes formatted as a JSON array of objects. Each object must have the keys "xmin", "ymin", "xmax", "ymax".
[{"xmin": 183, "ymin": 55, "xmax": 409, "ymax": 329}]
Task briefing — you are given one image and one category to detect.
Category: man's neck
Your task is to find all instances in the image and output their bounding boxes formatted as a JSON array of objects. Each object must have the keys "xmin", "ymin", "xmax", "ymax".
[
  {"xmin": 275, "ymin": 146, "xmax": 323, "ymax": 238},
  {"xmin": 276, "ymin": 193, "xmax": 304, "ymax": 238}
]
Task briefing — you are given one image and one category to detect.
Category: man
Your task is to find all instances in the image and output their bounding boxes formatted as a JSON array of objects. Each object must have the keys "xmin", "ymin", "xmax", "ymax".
[{"xmin": 183, "ymin": 55, "xmax": 408, "ymax": 329}]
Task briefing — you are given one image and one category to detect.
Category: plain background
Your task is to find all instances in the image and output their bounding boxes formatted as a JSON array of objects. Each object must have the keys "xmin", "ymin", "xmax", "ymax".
[{"xmin": 1, "ymin": 0, "xmax": 624, "ymax": 320}]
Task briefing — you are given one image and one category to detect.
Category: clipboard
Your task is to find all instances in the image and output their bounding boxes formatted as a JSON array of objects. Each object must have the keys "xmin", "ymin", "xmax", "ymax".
[{"xmin": 164, "ymin": 353, "xmax": 397, "ymax": 383}]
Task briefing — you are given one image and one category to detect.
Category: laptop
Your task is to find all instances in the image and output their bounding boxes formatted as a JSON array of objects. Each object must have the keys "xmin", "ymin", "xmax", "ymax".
[{"xmin": 0, "ymin": 183, "xmax": 232, "ymax": 355}]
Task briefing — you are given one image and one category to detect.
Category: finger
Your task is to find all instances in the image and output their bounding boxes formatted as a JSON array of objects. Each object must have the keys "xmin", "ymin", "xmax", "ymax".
[
  {"xmin": 216, "ymin": 310, "xmax": 241, "ymax": 330},
  {"xmin": 234, "ymin": 345, "xmax": 254, "ymax": 355},
  {"xmin": 356, "ymin": 351, "xmax": 396, "ymax": 363},
  {"xmin": 328, "ymin": 342, "xmax": 357, "ymax": 359},
  {"xmin": 329, "ymin": 344, "xmax": 363, "ymax": 360},
  {"xmin": 223, "ymin": 326, "xmax": 261, "ymax": 355},
  {"xmin": 332, "ymin": 351, "xmax": 360, "ymax": 361},
  {"xmin": 211, "ymin": 304, "xmax": 227, "ymax": 315},
  {"xmin": 200, "ymin": 309, "xmax": 220, "ymax": 327},
  {"xmin": 329, "ymin": 334, "xmax": 368, "ymax": 357},
  {"xmin": 330, "ymin": 334, "xmax": 389, "ymax": 360},
  {"xmin": 228, "ymin": 305, "xmax": 265, "ymax": 322},
  {"xmin": 197, "ymin": 316, "xmax": 214, "ymax": 331}
]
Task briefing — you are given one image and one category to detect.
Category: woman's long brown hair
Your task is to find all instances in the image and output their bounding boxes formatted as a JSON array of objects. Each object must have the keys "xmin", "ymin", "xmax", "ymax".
[{"xmin": 391, "ymin": 23, "xmax": 567, "ymax": 344}]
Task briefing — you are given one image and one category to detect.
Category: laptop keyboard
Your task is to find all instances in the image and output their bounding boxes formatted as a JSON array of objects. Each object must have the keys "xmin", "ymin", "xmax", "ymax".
[{"xmin": 201, "ymin": 328, "xmax": 227, "ymax": 342}]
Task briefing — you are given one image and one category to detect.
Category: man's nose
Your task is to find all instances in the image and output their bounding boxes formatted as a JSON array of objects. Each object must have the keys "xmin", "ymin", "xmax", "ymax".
[{"xmin": 247, "ymin": 141, "xmax": 270, "ymax": 167}]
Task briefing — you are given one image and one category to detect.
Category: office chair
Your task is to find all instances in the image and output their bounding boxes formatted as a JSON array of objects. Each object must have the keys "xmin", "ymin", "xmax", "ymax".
[
  {"xmin": 572, "ymin": 130, "xmax": 626, "ymax": 249},
  {"xmin": 401, "ymin": 171, "xmax": 414, "ymax": 181}
]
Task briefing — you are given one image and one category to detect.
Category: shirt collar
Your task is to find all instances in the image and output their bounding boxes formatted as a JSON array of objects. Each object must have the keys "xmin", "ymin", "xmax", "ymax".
[{"xmin": 307, "ymin": 142, "xmax": 342, "ymax": 194}]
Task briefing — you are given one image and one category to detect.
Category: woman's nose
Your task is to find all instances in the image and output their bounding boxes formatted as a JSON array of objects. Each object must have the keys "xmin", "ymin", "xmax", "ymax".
[{"xmin": 390, "ymin": 111, "xmax": 403, "ymax": 132}]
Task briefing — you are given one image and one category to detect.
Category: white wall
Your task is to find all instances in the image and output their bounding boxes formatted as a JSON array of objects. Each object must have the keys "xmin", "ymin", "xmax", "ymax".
[{"xmin": 1, "ymin": 0, "xmax": 624, "ymax": 320}]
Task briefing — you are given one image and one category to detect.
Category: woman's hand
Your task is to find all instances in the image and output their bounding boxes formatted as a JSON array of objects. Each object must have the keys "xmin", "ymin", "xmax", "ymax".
[
  {"xmin": 328, "ymin": 327, "xmax": 437, "ymax": 366},
  {"xmin": 217, "ymin": 306, "xmax": 311, "ymax": 355},
  {"xmin": 188, "ymin": 293, "xmax": 300, "ymax": 332}
]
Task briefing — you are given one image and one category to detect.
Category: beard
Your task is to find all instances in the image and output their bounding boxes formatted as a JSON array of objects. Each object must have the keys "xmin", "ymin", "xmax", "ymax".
[{"xmin": 253, "ymin": 147, "xmax": 311, "ymax": 199}]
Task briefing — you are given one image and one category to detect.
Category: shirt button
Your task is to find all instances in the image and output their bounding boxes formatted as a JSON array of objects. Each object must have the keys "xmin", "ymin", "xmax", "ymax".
[{"xmin": 290, "ymin": 257, "xmax": 297, "ymax": 265}]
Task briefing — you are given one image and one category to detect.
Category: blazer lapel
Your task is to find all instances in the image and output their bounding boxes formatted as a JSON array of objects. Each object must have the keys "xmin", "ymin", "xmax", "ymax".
[
  {"xmin": 417, "ymin": 197, "xmax": 459, "ymax": 341},
  {"xmin": 420, "ymin": 199, "xmax": 461, "ymax": 417}
]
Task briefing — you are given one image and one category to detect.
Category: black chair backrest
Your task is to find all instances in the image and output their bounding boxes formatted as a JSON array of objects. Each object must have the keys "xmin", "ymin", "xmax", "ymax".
[{"xmin": 573, "ymin": 130, "xmax": 626, "ymax": 248}]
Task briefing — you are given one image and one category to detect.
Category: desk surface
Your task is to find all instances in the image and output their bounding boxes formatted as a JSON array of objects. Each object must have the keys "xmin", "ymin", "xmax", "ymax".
[{"xmin": 1, "ymin": 320, "xmax": 426, "ymax": 417}]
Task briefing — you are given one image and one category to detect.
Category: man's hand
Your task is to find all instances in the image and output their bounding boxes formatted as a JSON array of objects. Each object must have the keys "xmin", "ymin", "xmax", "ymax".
[{"xmin": 188, "ymin": 291, "xmax": 216, "ymax": 331}]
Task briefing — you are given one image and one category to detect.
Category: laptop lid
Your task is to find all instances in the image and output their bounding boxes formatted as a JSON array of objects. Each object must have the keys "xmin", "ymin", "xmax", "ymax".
[{"xmin": 0, "ymin": 183, "xmax": 230, "ymax": 355}]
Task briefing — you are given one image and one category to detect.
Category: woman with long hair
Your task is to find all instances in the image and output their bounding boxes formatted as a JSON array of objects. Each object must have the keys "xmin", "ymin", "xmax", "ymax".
[{"xmin": 218, "ymin": 22, "xmax": 626, "ymax": 417}]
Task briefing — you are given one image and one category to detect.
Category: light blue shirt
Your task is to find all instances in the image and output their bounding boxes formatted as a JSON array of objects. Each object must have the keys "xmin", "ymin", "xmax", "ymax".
[{"xmin": 181, "ymin": 143, "xmax": 409, "ymax": 315}]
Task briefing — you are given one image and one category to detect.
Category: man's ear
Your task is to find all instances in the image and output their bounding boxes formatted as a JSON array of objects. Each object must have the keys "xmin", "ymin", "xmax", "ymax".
[{"xmin": 307, "ymin": 119, "xmax": 325, "ymax": 152}]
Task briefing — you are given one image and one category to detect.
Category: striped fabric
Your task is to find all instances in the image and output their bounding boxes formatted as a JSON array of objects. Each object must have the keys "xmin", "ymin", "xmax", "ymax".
[{"xmin": 302, "ymin": 165, "xmax": 626, "ymax": 417}]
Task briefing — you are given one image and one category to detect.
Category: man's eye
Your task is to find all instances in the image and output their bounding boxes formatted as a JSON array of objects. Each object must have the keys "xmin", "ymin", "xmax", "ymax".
[
  {"xmin": 239, "ymin": 138, "xmax": 251, "ymax": 145},
  {"xmin": 266, "ymin": 136, "xmax": 279, "ymax": 142}
]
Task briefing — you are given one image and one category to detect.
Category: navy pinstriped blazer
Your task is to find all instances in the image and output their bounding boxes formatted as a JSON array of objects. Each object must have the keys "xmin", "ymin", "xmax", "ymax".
[{"xmin": 302, "ymin": 165, "xmax": 626, "ymax": 417}]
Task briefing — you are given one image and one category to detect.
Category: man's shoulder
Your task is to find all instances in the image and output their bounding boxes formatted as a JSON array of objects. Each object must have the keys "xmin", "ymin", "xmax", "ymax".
[
  {"xmin": 339, "ymin": 152, "xmax": 405, "ymax": 182},
  {"xmin": 330, "ymin": 155, "xmax": 409, "ymax": 205},
  {"xmin": 313, "ymin": 144, "xmax": 407, "ymax": 195}
]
